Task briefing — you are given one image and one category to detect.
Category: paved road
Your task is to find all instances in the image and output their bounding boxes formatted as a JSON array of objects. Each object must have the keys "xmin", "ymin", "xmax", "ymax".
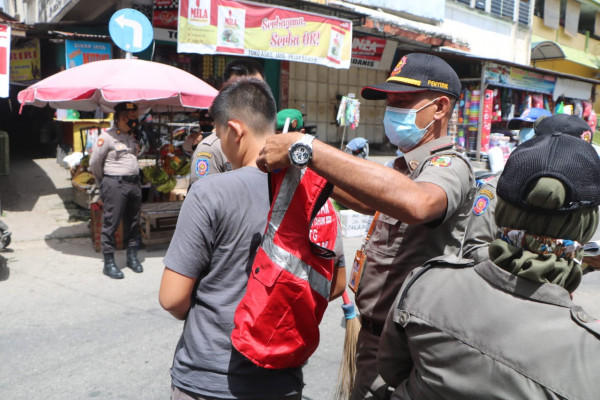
[{"xmin": 1, "ymin": 157, "xmax": 599, "ymax": 399}]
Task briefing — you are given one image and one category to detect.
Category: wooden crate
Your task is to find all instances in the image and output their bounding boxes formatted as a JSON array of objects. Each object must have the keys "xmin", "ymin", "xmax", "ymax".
[
  {"xmin": 90, "ymin": 202, "xmax": 124, "ymax": 252},
  {"xmin": 140, "ymin": 201, "xmax": 183, "ymax": 247}
]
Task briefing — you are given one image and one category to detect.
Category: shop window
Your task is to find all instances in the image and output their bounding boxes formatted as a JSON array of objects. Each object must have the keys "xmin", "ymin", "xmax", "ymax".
[
  {"xmin": 456, "ymin": 0, "xmax": 471, "ymax": 6},
  {"xmin": 475, "ymin": 0, "xmax": 486, "ymax": 10},
  {"xmin": 491, "ymin": 0, "xmax": 515, "ymax": 20}
]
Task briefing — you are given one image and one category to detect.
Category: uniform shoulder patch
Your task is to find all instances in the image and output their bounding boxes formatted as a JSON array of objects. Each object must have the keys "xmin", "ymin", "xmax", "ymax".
[
  {"xmin": 97, "ymin": 138, "xmax": 104, "ymax": 147},
  {"xmin": 196, "ymin": 151, "xmax": 212, "ymax": 158},
  {"xmin": 473, "ymin": 194, "xmax": 491, "ymax": 216},
  {"xmin": 429, "ymin": 155, "xmax": 453, "ymax": 167},
  {"xmin": 479, "ymin": 188, "xmax": 495, "ymax": 199},
  {"xmin": 195, "ymin": 157, "xmax": 210, "ymax": 177}
]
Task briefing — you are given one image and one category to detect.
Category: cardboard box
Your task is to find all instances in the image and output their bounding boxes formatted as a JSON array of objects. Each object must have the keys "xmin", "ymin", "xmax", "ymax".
[{"xmin": 339, "ymin": 209, "xmax": 371, "ymax": 238}]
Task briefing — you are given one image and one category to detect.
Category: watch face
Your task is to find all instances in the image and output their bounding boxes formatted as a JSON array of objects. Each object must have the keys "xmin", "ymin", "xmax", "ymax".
[{"xmin": 292, "ymin": 144, "xmax": 311, "ymax": 165}]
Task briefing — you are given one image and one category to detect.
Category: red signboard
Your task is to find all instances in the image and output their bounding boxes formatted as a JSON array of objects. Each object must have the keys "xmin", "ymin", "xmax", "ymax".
[{"xmin": 351, "ymin": 35, "xmax": 386, "ymax": 69}]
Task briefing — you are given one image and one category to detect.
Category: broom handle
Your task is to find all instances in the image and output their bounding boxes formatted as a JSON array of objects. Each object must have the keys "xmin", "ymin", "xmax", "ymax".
[{"xmin": 342, "ymin": 290, "xmax": 351, "ymax": 305}]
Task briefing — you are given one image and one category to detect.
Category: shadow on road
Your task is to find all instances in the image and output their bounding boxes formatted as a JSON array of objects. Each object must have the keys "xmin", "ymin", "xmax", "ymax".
[
  {"xmin": 0, "ymin": 253, "xmax": 9, "ymax": 281},
  {"xmin": 0, "ymin": 157, "xmax": 67, "ymax": 212}
]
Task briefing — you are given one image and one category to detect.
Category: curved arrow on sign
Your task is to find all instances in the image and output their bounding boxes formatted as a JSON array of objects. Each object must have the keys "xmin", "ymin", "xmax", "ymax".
[{"xmin": 115, "ymin": 14, "xmax": 142, "ymax": 49}]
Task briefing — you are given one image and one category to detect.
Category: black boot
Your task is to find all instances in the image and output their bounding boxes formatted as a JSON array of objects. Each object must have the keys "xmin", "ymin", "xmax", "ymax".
[
  {"xmin": 126, "ymin": 246, "xmax": 144, "ymax": 273},
  {"xmin": 103, "ymin": 253, "xmax": 124, "ymax": 279}
]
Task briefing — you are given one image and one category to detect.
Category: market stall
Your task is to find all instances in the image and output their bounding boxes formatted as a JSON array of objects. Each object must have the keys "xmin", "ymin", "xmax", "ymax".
[
  {"xmin": 18, "ymin": 58, "xmax": 219, "ymax": 249},
  {"xmin": 433, "ymin": 53, "xmax": 600, "ymax": 162}
]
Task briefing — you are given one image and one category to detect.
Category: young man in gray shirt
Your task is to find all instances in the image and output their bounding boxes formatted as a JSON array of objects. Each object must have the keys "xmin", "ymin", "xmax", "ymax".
[{"xmin": 159, "ymin": 79, "xmax": 303, "ymax": 400}]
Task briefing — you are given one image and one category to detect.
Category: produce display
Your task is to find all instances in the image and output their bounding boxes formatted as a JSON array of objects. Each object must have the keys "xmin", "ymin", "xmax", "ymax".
[{"xmin": 142, "ymin": 165, "xmax": 177, "ymax": 194}]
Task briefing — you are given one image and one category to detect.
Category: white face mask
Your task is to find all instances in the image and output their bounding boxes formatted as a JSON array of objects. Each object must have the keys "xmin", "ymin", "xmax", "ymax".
[{"xmin": 382, "ymin": 98, "xmax": 438, "ymax": 152}]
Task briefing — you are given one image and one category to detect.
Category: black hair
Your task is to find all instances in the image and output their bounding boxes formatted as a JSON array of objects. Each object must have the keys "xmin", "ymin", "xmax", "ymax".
[
  {"xmin": 223, "ymin": 58, "xmax": 265, "ymax": 82},
  {"xmin": 210, "ymin": 79, "xmax": 276, "ymax": 136}
]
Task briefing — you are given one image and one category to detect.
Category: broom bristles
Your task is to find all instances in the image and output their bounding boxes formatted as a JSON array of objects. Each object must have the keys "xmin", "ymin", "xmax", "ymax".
[{"xmin": 334, "ymin": 316, "xmax": 361, "ymax": 400}]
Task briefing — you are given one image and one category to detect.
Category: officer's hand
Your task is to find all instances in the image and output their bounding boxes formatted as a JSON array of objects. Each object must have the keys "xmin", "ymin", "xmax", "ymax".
[{"xmin": 257, "ymin": 131, "xmax": 303, "ymax": 172}]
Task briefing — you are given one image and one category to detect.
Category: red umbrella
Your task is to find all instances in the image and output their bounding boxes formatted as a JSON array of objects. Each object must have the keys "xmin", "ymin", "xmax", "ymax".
[{"xmin": 17, "ymin": 58, "xmax": 219, "ymax": 113}]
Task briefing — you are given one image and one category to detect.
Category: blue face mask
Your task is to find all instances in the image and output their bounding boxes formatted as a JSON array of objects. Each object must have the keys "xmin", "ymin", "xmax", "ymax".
[
  {"xmin": 383, "ymin": 99, "xmax": 437, "ymax": 152},
  {"xmin": 519, "ymin": 127, "xmax": 535, "ymax": 143}
]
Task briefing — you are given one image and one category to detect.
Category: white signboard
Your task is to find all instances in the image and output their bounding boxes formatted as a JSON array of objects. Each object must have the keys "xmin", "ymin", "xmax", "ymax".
[
  {"xmin": 38, "ymin": 0, "xmax": 75, "ymax": 23},
  {"xmin": 0, "ymin": 25, "xmax": 10, "ymax": 98}
]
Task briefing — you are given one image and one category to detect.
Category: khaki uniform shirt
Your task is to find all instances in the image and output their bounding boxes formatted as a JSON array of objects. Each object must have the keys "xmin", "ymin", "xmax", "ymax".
[
  {"xmin": 356, "ymin": 136, "xmax": 475, "ymax": 323},
  {"xmin": 89, "ymin": 126, "xmax": 139, "ymax": 182},
  {"xmin": 379, "ymin": 255, "xmax": 600, "ymax": 400},
  {"xmin": 190, "ymin": 133, "xmax": 231, "ymax": 185},
  {"xmin": 461, "ymin": 175, "xmax": 499, "ymax": 263}
]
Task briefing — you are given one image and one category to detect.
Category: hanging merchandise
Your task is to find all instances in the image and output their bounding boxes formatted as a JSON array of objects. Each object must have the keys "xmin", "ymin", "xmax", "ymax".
[
  {"xmin": 573, "ymin": 100, "xmax": 583, "ymax": 118},
  {"xmin": 336, "ymin": 96, "xmax": 360, "ymax": 127},
  {"xmin": 531, "ymin": 94, "xmax": 544, "ymax": 109},
  {"xmin": 337, "ymin": 95, "xmax": 360, "ymax": 149},
  {"xmin": 588, "ymin": 111, "xmax": 597, "ymax": 133},
  {"xmin": 555, "ymin": 100, "xmax": 564, "ymax": 114}
]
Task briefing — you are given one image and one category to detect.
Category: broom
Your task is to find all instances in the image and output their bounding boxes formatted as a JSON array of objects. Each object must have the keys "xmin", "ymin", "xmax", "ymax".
[{"xmin": 334, "ymin": 290, "xmax": 361, "ymax": 400}]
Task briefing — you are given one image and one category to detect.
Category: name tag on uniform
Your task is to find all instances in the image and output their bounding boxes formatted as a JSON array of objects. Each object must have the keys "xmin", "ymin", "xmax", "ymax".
[{"xmin": 115, "ymin": 142, "xmax": 128, "ymax": 154}]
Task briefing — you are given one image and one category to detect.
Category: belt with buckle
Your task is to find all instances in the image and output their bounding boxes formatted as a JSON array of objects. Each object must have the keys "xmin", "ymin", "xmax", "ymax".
[
  {"xmin": 360, "ymin": 316, "xmax": 384, "ymax": 337},
  {"xmin": 104, "ymin": 174, "xmax": 139, "ymax": 183}
]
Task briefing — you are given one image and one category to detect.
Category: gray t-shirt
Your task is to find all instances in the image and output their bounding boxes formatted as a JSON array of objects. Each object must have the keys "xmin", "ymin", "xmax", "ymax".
[{"xmin": 163, "ymin": 166, "xmax": 303, "ymax": 399}]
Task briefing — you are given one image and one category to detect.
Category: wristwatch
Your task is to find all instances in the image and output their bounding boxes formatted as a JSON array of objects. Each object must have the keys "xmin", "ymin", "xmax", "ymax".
[{"xmin": 288, "ymin": 134, "xmax": 315, "ymax": 168}]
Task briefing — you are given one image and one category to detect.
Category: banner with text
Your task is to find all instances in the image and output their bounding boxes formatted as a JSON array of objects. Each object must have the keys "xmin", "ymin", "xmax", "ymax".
[
  {"xmin": 484, "ymin": 62, "xmax": 556, "ymax": 95},
  {"xmin": 65, "ymin": 40, "xmax": 112, "ymax": 69},
  {"xmin": 10, "ymin": 39, "xmax": 41, "ymax": 82},
  {"xmin": 178, "ymin": 0, "xmax": 352, "ymax": 69}
]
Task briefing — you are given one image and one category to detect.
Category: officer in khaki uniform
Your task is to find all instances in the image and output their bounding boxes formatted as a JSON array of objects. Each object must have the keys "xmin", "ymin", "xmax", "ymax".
[
  {"xmin": 461, "ymin": 113, "xmax": 596, "ymax": 264},
  {"xmin": 353, "ymin": 136, "xmax": 474, "ymax": 399},
  {"xmin": 379, "ymin": 131, "xmax": 600, "ymax": 399},
  {"xmin": 189, "ymin": 133, "xmax": 231, "ymax": 185},
  {"xmin": 256, "ymin": 53, "xmax": 476, "ymax": 400},
  {"xmin": 89, "ymin": 102, "xmax": 143, "ymax": 279}
]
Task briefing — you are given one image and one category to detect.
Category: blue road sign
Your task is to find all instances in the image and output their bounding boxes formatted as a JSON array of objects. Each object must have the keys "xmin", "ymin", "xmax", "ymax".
[{"xmin": 109, "ymin": 9, "xmax": 153, "ymax": 53}]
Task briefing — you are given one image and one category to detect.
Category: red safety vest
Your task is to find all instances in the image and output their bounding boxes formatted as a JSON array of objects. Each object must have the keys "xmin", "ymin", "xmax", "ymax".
[{"xmin": 231, "ymin": 167, "xmax": 337, "ymax": 369}]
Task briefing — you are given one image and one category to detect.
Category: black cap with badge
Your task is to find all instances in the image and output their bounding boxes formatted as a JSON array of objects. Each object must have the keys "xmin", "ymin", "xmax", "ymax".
[
  {"xmin": 114, "ymin": 102, "xmax": 138, "ymax": 112},
  {"xmin": 534, "ymin": 114, "xmax": 594, "ymax": 143},
  {"xmin": 361, "ymin": 53, "xmax": 462, "ymax": 100},
  {"xmin": 496, "ymin": 133, "xmax": 600, "ymax": 214}
]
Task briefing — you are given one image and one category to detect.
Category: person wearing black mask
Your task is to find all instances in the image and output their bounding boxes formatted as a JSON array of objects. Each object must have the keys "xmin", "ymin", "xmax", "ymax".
[{"xmin": 89, "ymin": 102, "xmax": 144, "ymax": 279}]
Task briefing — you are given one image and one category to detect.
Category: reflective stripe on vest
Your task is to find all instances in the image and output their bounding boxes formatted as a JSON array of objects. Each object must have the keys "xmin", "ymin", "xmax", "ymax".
[
  {"xmin": 261, "ymin": 167, "xmax": 331, "ymax": 299},
  {"xmin": 262, "ymin": 224, "xmax": 331, "ymax": 300}
]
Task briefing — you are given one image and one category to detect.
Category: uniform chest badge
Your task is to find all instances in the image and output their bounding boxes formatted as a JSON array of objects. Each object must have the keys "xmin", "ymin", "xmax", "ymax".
[
  {"xmin": 97, "ymin": 138, "xmax": 104, "ymax": 147},
  {"xmin": 473, "ymin": 194, "xmax": 490, "ymax": 216},
  {"xmin": 408, "ymin": 160, "xmax": 419, "ymax": 170},
  {"xmin": 429, "ymin": 155, "xmax": 453, "ymax": 167}
]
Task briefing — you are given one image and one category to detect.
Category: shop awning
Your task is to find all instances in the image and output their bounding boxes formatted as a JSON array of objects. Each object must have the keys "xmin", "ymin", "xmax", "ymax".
[
  {"xmin": 531, "ymin": 35, "xmax": 599, "ymax": 70},
  {"xmin": 326, "ymin": 0, "xmax": 469, "ymax": 50},
  {"xmin": 531, "ymin": 40, "xmax": 565, "ymax": 60}
]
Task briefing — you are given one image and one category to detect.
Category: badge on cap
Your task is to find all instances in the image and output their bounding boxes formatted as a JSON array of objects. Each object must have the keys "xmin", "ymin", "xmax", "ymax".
[
  {"xmin": 390, "ymin": 56, "xmax": 406, "ymax": 77},
  {"xmin": 581, "ymin": 130, "xmax": 592, "ymax": 143},
  {"xmin": 473, "ymin": 194, "xmax": 490, "ymax": 216},
  {"xmin": 429, "ymin": 155, "xmax": 453, "ymax": 167}
]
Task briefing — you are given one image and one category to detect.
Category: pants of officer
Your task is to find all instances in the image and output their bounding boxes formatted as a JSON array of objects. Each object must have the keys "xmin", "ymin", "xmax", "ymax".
[
  {"xmin": 350, "ymin": 327, "xmax": 392, "ymax": 400},
  {"xmin": 100, "ymin": 177, "xmax": 142, "ymax": 253}
]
